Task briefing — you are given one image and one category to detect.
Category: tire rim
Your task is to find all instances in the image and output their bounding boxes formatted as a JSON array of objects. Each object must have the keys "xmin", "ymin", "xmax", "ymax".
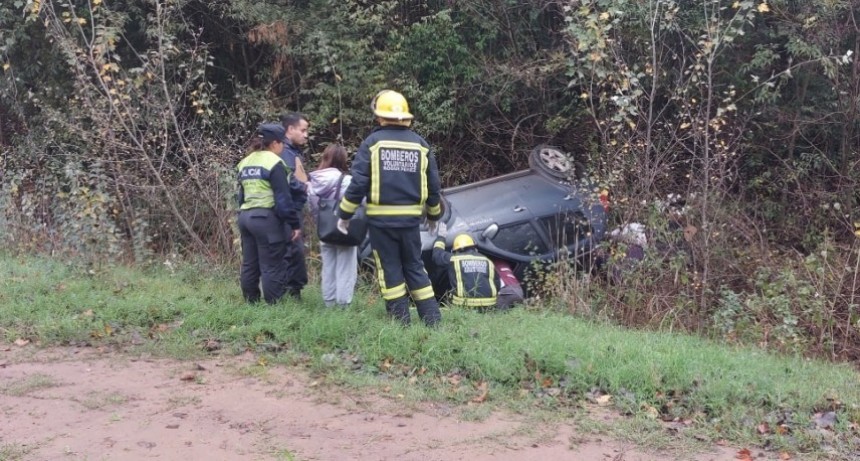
[{"xmin": 538, "ymin": 147, "xmax": 571, "ymax": 173}]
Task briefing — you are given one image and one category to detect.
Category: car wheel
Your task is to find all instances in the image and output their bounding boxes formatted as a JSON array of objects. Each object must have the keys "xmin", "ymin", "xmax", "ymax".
[{"xmin": 529, "ymin": 145, "xmax": 578, "ymax": 180}]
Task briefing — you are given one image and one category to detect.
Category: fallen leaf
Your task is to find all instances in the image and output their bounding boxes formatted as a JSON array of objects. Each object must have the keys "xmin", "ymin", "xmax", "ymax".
[
  {"xmin": 14, "ymin": 338, "xmax": 30, "ymax": 347},
  {"xmin": 757, "ymin": 422, "xmax": 770, "ymax": 434},
  {"xmin": 779, "ymin": 452, "xmax": 791, "ymax": 460},
  {"xmin": 596, "ymin": 394, "xmax": 612, "ymax": 405},
  {"xmin": 736, "ymin": 448, "xmax": 753, "ymax": 461},
  {"xmin": 179, "ymin": 371, "xmax": 196, "ymax": 381},
  {"xmin": 683, "ymin": 225, "xmax": 698, "ymax": 242},
  {"xmin": 82, "ymin": 309, "xmax": 94, "ymax": 317}
]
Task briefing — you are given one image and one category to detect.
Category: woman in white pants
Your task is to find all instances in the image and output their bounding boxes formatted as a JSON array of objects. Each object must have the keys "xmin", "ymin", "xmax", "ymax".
[{"xmin": 308, "ymin": 144, "xmax": 358, "ymax": 307}]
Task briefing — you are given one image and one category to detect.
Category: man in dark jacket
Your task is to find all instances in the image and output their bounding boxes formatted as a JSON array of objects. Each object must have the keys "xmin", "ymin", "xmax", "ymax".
[
  {"xmin": 279, "ymin": 112, "xmax": 310, "ymax": 299},
  {"xmin": 336, "ymin": 90, "xmax": 443, "ymax": 326}
]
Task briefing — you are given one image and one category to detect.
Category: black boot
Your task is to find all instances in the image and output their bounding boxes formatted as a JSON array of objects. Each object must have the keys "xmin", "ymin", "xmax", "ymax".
[
  {"xmin": 385, "ymin": 297, "xmax": 411, "ymax": 325},
  {"xmin": 415, "ymin": 298, "xmax": 441, "ymax": 327}
]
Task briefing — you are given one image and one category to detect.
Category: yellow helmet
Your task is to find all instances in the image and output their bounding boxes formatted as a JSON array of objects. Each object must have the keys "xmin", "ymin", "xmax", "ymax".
[
  {"xmin": 452, "ymin": 233, "xmax": 475, "ymax": 252},
  {"xmin": 371, "ymin": 90, "xmax": 413, "ymax": 121}
]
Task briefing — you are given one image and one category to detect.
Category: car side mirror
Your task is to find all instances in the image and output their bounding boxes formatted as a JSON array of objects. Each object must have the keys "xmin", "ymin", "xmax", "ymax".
[{"xmin": 481, "ymin": 223, "xmax": 499, "ymax": 241}]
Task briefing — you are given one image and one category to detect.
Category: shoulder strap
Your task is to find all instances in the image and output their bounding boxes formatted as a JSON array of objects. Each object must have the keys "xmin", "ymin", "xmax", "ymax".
[{"xmin": 334, "ymin": 173, "xmax": 346, "ymax": 201}]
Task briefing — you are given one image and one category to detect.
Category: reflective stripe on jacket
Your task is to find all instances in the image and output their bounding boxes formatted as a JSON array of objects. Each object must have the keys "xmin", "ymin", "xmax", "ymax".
[
  {"xmin": 431, "ymin": 238, "xmax": 499, "ymax": 308},
  {"xmin": 449, "ymin": 254, "xmax": 498, "ymax": 307},
  {"xmin": 338, "ymin": 126, "xmax": 442, "ymax": 227},
  {"xmin": 238, "ymin": 150, "xmax": 286, "ymax": 210}
]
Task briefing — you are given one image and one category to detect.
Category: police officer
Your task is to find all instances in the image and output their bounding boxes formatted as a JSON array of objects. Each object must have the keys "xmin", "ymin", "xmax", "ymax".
[
  {"xmin": 279, "ymin": 112, "xmax": 310, "ymax": 299},
  {"xmin": 336, "ymin": 90, "xmax": 443, "ymax": 326},
  {"xmin": 431, "ymin": 224, "xmax": 500, "ymax": 311},
  {"xmin": 237, "ymin": 123, "xmax": 301, "ymax": 304}
]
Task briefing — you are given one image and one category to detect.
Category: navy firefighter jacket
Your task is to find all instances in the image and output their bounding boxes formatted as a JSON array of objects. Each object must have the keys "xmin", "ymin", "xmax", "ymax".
[
  {"xmin": 431, "ymin": 237, "xmax": 499, "ymax": 308},
  {"xmin": 338, "ymin": 126, "xmax": 442, "ymax": 228}
]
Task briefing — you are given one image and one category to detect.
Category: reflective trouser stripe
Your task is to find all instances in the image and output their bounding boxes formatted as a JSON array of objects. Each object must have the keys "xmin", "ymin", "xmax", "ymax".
[
  {"xmin": 373, "ymin": 249, "xmax": 408, "ymax": 300},
  {"xmin": 369, "ymin": 224, "xmax": 434, "ymax": 302},
  {"xmin": 383, "ymin": 283, "xmax": 408, "ymax": 300},
  {"xmin": 410, "ymin": 285, "xmax": 435, "ymax": 302}
]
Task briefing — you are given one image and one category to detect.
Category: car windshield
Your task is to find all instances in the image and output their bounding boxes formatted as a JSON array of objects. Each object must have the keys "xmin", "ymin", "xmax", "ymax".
[{"xmin": 491, "ymin": 221, "xmax": 548, "ymax": 256}]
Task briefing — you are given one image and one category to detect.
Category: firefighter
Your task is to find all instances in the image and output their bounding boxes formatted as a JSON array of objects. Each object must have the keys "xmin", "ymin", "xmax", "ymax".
[
  {"xmin": 236, "ymin": 123, "xmax": 302, "ymax": 304},
  {"xmin": 431, "ymin": 224, "xmax": 500, "ymax": 311},
  {"xmin": 336, "ymin": 90, "xmax": 443, "ymax": 326}
]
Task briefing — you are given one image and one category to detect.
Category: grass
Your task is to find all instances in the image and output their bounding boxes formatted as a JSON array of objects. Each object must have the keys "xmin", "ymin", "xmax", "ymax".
[
  {"xmin": 0, "ymin": 373, "xmax": 60, "ymax": 397},
  {"xmin": 75, "ymin": 391, "xmax": 130, "ymax": 410},
  {"xmin": 1, "ymin": 253, "xmax": 859, "ymax": 459},
  {"xmin": 0, "ymin": 443, "xmax": 30, "ymax": 461}
]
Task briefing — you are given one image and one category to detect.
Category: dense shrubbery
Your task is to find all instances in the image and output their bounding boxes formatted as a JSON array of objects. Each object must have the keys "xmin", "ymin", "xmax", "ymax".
[{"xmin": 1, "ymin": 0, "xmax": 858, "ymax": 359}]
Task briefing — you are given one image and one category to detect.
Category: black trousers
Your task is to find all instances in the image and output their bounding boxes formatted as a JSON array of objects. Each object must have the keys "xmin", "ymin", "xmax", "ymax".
[
  {"xmin": 284, "ymin": 232, "xmax": 308, "ymax": 293},
  {"xmin": 368, "ymin": 224, "xmax": 440, "ymax": 325},
  {"xmin": 238, "ymin": 209, "xmax": 288, "ymax": 304}
]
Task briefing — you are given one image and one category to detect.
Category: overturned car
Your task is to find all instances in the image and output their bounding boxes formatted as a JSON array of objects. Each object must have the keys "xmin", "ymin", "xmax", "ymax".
[{"xmin": 359, "ymin": 146, "xmax": 609, "ymax": 296}]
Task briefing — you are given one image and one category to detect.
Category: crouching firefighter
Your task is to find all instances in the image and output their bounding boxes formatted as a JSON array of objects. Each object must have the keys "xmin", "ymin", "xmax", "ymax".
[
  {"xmin": 336, "ymin": 89, "xmax": 443, "ymax": 326},
  {"xmin": 431, "ymin": 223, "xmax": 500, "ymax": 311}
]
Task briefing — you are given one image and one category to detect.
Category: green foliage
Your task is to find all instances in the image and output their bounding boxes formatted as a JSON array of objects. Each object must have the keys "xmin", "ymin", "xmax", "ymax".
[{"xmin": 1, "ymin": 0, "xmax": 859, "ymax": 369}]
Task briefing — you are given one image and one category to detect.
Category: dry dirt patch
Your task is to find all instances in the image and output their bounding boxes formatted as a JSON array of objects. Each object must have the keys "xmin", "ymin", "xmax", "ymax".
[{"xmin": 0, "ymin": 346, "xmax": 739, "ymax": 461}]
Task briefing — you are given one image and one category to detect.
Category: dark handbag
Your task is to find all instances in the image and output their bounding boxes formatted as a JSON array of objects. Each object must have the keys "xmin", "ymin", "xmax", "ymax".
[{"xmin": 317, "ymin": 174, "xmax": 368, "ymax": 246}]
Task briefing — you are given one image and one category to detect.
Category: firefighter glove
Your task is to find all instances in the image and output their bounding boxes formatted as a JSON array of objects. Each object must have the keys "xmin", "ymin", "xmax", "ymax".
[{"xmin": 436, "ymin": 222, "xmax": 448, "ymax": 238}]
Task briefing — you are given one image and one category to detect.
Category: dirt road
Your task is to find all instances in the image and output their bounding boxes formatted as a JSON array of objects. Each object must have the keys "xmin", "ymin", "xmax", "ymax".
[{"xmin": 0, "ymin": 347, "xmax": 739, "ymax": 460}]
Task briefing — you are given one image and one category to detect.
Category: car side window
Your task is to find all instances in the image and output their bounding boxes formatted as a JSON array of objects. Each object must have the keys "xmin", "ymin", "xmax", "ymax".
[
  {"xmin": 491, "ymin": 221, "xmax": 548, "ymax": 256},
  {"xmin": 541, "ymin": 211, "xmax": 590, "ymax": 249}
]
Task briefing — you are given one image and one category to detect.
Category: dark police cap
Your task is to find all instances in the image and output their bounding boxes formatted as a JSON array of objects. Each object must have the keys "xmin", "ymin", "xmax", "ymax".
[{"xmin": 256, "ymin": 123, "xmax": 287, "ymax": 144}]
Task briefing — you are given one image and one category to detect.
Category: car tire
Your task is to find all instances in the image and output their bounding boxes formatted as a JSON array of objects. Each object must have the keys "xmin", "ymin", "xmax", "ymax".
[{"xmin": 528, "ymin": 145, "xmax": 583, "ymax": 180}]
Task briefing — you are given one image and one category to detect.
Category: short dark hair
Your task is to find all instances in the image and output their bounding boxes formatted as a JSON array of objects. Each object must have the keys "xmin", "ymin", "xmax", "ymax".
[{"xmin": 280, "ymin": 112, "xmax": 307, "ymax": 128}]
